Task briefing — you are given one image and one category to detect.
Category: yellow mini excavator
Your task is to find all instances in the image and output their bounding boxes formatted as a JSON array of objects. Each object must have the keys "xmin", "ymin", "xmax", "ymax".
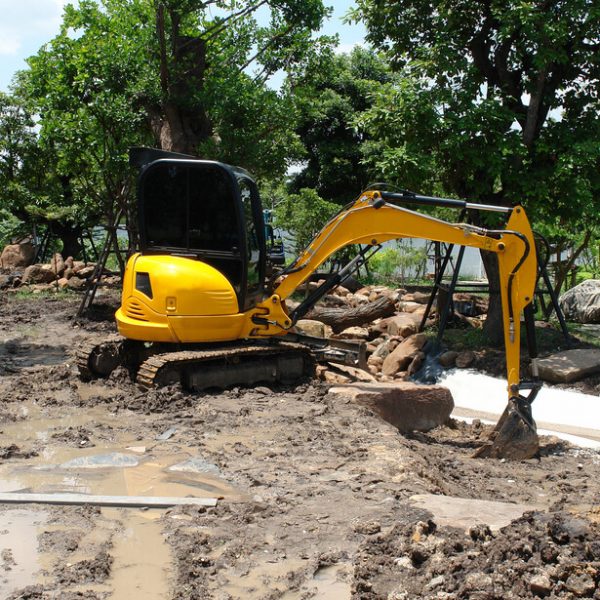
[{"xmin": 78, "ymin": 148, "xmax": 541, "ymax": 459}]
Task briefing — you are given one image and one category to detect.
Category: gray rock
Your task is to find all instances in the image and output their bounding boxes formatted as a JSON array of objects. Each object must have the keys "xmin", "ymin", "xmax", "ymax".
[
  {"xmin": 559, "ymin": 279, "xmax": 600, "ymax": 323},
  {"xmin": 529, "ymin": 574, "xmax": 552, "ymax": 597},
  {"xmin": 536, "ymin": 348, "xmax": 600, "ymax": 383},
  {"xmin": 565, "ymin": 572, "xmax": 595, "ymax": 597}
]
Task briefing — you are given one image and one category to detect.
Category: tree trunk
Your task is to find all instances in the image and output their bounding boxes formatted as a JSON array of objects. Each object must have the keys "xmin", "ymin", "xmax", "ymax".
[
  {"xmin": 481, "ymin": 250, "xmax": 504, "ymax": 346},
  {"xmin": 53, "ymin": 221, "xmax": 83, "ymax": 260},
  {"xmin": 305, "ymin": 296, "xmax": 396, "ymax": 334}
]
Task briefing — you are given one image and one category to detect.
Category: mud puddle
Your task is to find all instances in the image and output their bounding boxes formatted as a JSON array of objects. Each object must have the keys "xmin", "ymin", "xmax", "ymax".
[
  {"xmin": 0, "ymin": 410, "xmax": 244, "ymax": 598},
  {"xmin": 0, "ymin": 509, "xmax": 47, "ymax": 595}
]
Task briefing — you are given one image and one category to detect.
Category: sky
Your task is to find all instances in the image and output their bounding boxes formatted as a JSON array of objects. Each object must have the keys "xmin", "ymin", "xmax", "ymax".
[{"xmin": 0, "ymin": 0, "xmax": 367, "ymax": 93}]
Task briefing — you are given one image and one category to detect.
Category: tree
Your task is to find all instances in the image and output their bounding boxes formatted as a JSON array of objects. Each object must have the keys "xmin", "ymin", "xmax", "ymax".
[
  {"xmin": 287, "ymin": 46, "xmax": 392, "ymax": 203},
  {"xmin": 353, "ymin": 0, "xmax": 600, "ymax": 341},
  {"xmin": 273, "ymin": 187, "xmax": 339, "ymax": 253},
  {"xmin": 4, "ymin": 0, "xmax": 331, "ymax": 258}
]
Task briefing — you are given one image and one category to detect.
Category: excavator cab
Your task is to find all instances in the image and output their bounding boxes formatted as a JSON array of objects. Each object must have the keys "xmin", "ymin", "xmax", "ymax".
[{"xmin": 134, "ymin": 149, "xmax": 266, "ymax": 312}]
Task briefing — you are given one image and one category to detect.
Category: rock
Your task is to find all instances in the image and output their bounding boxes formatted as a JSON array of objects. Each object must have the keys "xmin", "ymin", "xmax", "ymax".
[
  {"xmin": 328, "ymin": 381, "xmax": 454, "ymax": 432},
  {"xmin": 386, "ymin": 313, "xmax": 422, "ymax": 338},
  {"xmin": 536, "ymin": 349, "xmax": 600, "ymax": 383},
  {"xmin": 0, "ymin": 241, "xmax": 35, "ymax": 270},
  {"xmin": 382, "ymin": 333, "xmax": 428, "ymax": 377},
  {"xmin": 455, "ymin": 350, "xmax": 475, "ymax": 368},
  {"xmin": 565, "ymin": 572, "xmax": 595, "ymax": 597},
  {"xmin": 332, "ymin": 326, "xmax": 369, "ymax": 340},
  {"xmin": 372, "ymin": 340, "xmax": 392, "ymax": 360},
  {"xmin": 397, "ymin": 301, "xmax": 424, "ymax": 314},
  {"xmin": 67, "ymin": 277, "xmax": 86, "ymax": 290},
  {"xmin": 329, "ymin": 364, "xmax": 377, "ymax": 382},
  {"xmin": 294, "ymin": 319, "xmax": 326, "ymax": 338},
  {"xmin": 529, "ymin": 574, "xmax": 552, "ymax": 597},
  {"xmin": 50, "ymin": 252, "xmax": 65, "ymax": 276},
  {"xmin": 348, "ymin": 293, "xmax": 370, "ymax": 306},
  {"xmin": 0, "ymin": 274, "xmax": 11, "ymax": 289},
  {"xmin": 22, "ymin": 264, "xmax": 56, "ymax": 284},
  {"xmin": 63, "ymin": 267, "xmax": 74, "ymax": 280},
  {"xmin": 64, "ymin": 256, "xmax": 74, "ymax": 269},
  {"xmin": 333, "ymin": 285, "xmax": 350, "ymax": 297},
  {"xmin": 322, "ymin": 370, "xmax": 351, "ymax": 384},
  {"xmin": 72, "ymin": 260, "xmax": 87, "ymax": 273},
  {"xmin": 74, "ymin": 265, "xmax": 95, "ymax": 279},
  {"xmin": 559, "ymin": 279, "xmax": 600, "ymax": 323},
  {"xmin": 402, "ymin": 291, "xmax": 430, "ymax": 304},
  {"xmin": 57, "ymin": 277, "xmax": 70, "ymax": 289},
  {"xmin": 439, "ymin": 350, "xmax": 458, "ymax": 368},
  {"xmin": 368, "ymin": 355, "xmax": 383, "ymax": 368}
]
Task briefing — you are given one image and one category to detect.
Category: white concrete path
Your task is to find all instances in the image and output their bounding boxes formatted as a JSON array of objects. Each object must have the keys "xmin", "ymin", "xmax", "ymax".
[{"xmin": 439, "ymin": 369, "xmax": 600, "ymax": 449}]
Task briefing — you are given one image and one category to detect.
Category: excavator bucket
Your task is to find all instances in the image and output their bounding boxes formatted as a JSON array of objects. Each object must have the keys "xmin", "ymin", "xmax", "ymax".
[{"xmin": 473, "ymin": 396, "xmax": 539, "ymax": 460}]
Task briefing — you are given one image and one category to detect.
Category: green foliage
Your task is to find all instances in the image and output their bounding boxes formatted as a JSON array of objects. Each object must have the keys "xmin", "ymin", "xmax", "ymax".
[
  {"xmin": 0, "ymin": 0, "xmax": 331, "ymax": 257},
  {"xmin": 287, "ymin": 46, "xmax": 393, "ymax": 203},
  {"xmin": 352, "ymin": 0, "xmax": 600, "ymax": 235},
  {"xmin": 272, "ymin": 187, "xmax": 339, "ymax": 253},
  {"xmin": 367, "ymin": 242, "xmax": 428, "ymax": 285}
]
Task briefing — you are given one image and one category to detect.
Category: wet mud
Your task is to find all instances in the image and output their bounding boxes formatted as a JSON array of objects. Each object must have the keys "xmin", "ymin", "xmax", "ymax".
[{"xmin": 0, "ymin": 292, "xmax": 599, "ymax": 599}]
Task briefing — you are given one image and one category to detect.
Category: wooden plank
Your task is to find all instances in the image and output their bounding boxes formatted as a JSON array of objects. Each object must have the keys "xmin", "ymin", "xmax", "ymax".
[{"xmin": 0, "ymin": 492, "xmax": 218, "ymax": 508}]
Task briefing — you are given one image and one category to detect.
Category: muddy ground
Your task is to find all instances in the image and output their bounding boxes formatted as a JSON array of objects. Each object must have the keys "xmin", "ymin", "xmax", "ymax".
[{"xmin": 0, "ymin": 291, "xmax": 599, "ymax": 599}]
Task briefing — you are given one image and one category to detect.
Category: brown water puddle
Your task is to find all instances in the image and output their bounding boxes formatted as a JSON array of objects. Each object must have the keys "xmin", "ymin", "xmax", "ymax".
[
  {"xmin": 0, "ymin": 409, "xmax": 245, "ymax": 598},
  {"xmin": 0, "ymin": 508, "xmax": 47, "ymax": 595}
]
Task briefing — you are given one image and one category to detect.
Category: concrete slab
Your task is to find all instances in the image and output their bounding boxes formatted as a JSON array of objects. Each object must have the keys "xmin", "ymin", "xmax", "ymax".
[
  {"xmin": 536, "ymin": 348, "xmax": 600, "ymax": 383},
  {"xmin": 409, "ymin": 493, "xmax": 541, "ymax": 531}
]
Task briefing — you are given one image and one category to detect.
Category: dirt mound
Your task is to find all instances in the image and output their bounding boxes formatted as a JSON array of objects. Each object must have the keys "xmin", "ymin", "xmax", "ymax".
[{"xmin": 354, "ymin": 509, "xmax": 600, "ymax": 599}]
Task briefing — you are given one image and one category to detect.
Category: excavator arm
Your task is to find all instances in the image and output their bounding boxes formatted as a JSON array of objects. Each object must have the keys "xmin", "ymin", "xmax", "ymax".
[{"xmin": 244, "ymin": 189, "xmax": 540, "ymax": 459}]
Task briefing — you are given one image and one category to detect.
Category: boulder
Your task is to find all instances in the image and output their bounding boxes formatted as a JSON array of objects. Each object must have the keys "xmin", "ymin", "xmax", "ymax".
[
  {"xmin": 455, "ymin": 350, "xmax": 476, "ymax": 368},
  {"xmin": 402, "ymin": 291, "xmax": 431, "ymax": 304},
  {"xmin": 0, "ymin": 242, "xmax": 35, "ymax": 270},
  {"xmin": 50, "ymin": 252, "xmax": 65, "ymax": 276},
  {"xmin": 536, "ymin": 349, "xmax": 600, "ymax": 383},
  {"xmin": 294, "ymin": 319, "xmax": 326, "ymax": 338},
  {"xmin": 64, "ymin": 256, "xmax": 74, "ymax": 270},
  {"xmin": 559, "ymin": 279, "xmax": 600, "ymax": 323},
  {"xmin": 22, "ymin": 264, "xmax": 56, "ymax": 284},
  {"xmin": 382, "ymin": 333, "xmax": 428, "ymax": 376},
  {"xmin": 74, "ymin": 265, "xmax": 95, "ymax": 279},
  {"xmin": 397, "ymin": 301, "xmax": 424, "ymax": 314},
  {"xmin": 56, "ymin": 277, "xmax": 70, "ymax": 289},
  {"xmin": 371, "ymin": 339, "xmax": 393, "ymax": 360},
  {"xmin": 439, "ymin": 350, "xmax": 458, "ymax": 368},
  {"xmin": 328, "ymin": 381, "xmax": 454, "ymax": 432},
  {"xmin": 386, "ymin": 313, "xmax": 422, "ymax": 338},
  {"xmin": 332, "ymin": 326, "xmax": 369, "ymax": 340},
  {"xmin": 329, "ymin": 363, "xmax": 377, "ymax": 382},
  {"xmin": 67, "ymin": 277, "xmax": 86, "ymax": 290}
]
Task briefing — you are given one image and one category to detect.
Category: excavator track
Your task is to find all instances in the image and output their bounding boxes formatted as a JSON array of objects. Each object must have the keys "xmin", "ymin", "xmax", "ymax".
[
  {"xmin": 76, "ymin": 335, "xmax": 127, "ymax": 380},
  {"xmin": 136, "ymin": 342, "xmax": 316, "ymax": 391}
]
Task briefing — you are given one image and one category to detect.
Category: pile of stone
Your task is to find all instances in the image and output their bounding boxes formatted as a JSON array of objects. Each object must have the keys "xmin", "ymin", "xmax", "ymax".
[
  {"xmin": 293, "ymin": 281, "xmax": 486, "ymax": 384},
  {"xmin": 0, "ymin": 241, "xmax": 112, "ymax": 293}
]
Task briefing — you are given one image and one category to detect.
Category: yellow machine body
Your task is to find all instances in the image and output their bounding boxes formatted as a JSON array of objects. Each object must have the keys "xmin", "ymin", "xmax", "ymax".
[{"xmin": 116, "ymin": 254, "xmax": 251, "ymax": 343}]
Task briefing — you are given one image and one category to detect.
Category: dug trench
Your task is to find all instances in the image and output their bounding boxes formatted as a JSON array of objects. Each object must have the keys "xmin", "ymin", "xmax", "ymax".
[{"xmin": 0, "ymin": 293, "xmax": 599, "ymax": 599}]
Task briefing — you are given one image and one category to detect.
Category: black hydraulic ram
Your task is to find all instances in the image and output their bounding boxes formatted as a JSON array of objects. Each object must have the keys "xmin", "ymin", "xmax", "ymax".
[{"xmin": 378, "ymin": 190, "xmax": 513, "ymax": 214}]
